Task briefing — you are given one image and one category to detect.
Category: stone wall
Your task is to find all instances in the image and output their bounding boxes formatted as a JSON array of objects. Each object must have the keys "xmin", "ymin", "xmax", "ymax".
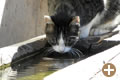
[{"xmin": 0, "ymin": 0, "xmax": 48, "ymax": 47}]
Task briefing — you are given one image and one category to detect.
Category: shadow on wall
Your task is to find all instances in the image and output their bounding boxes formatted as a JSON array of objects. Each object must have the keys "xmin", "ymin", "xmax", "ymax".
[{"xmin": 0, "ymin": 0, "xmax": 48, "ymax": 48}]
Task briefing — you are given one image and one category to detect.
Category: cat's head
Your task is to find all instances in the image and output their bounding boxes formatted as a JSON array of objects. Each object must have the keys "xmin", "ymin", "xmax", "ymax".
[{"xmin": 44, "ymin": 15, "xmax": 80, "ymax": 53}]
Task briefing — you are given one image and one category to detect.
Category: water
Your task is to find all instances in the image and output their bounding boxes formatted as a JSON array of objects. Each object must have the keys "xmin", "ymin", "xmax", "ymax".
[{"xmin": 0, "ymin": 58, "xmax": 79, "ymax": 80}]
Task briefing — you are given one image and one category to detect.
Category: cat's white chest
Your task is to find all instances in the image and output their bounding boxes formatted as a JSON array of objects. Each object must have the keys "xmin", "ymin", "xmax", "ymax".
[{"xmin": 53, "ymin": 33, "xmax": 71, "ymax": 53}]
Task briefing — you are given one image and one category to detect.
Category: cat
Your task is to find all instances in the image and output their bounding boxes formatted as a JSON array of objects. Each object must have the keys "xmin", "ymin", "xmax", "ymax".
[{"xmin": 44, "ymin": 0, "xmax": 120, "ymax": 56}]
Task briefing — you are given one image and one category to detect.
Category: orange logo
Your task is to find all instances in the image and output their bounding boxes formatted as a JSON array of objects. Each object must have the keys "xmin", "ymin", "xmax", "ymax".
[{"xmin": 102, "ymin": 63, "xmax": 116, "ymax": 77}]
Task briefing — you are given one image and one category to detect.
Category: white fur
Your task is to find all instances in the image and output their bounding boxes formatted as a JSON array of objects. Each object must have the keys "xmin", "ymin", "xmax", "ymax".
[
  {"xmin": 80, "ymin": 13, "xmax": 103, "ymax": 38},
  {"xmin": 53, "ymin": 33, "xmax": 71, "ymax": 53},
  {"xmin": 103, "ymin": 0, "xmax": 108, "ymax": 10},
  {"xmin": 80, "ymin": 7, "xmax": 120, "ymax": 37},
  {"xmin": 93, "ymin": 14, "xmax": 120, "ymax": 35},
  {"xmin": 44, "ymin": 15, "xmax": 51, "ymax": 19},
  {"xmin": 44, "ymin": 15, "xmax": 54, "ymax": 24}
]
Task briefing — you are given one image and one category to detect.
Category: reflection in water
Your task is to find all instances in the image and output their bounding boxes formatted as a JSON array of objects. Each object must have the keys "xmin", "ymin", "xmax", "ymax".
[
  {"xmin": 0, "ymin": 67, "xmax": 17, "ymax": 80},
  {"xmin": 0, "ymin": 58, "xmax": 79, "ymax": 80}
]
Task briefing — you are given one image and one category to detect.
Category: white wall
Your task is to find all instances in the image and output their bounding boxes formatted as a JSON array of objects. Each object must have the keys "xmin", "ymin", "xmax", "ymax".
[{"xmin": 0, "ymin": 0, "xmax": 6, "ymax": 26}]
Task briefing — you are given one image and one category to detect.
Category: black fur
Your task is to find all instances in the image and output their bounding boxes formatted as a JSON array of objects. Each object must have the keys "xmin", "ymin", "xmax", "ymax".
[
  {"xmin": 46, "ymin": 0, "xmax": 105, "ymax": 48},
  {"xmin": 51, "ymin": 0, "xmax": 104, "ymax": 26},
  {"xmin": 46, "ymin": 0, "xmax": 120, "ymax": 54},
  {"xmin": 101, "ymin": 0, "xmax": 120, "ymax": 24},
  {"xmin": 46, "ymin": 3, "xmax": 80, "ymax": 49}
]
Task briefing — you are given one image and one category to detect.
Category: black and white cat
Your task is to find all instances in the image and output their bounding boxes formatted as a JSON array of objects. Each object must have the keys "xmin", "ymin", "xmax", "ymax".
[{"xmin": 44, "ymin": 0, "xmax": 120, "ymax": 54}]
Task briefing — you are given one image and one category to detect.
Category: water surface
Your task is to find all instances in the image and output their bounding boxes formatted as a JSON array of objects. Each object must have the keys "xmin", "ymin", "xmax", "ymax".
[{"xmin": 0, "ymin": 58, "xmax": 79, "ymax": 80}]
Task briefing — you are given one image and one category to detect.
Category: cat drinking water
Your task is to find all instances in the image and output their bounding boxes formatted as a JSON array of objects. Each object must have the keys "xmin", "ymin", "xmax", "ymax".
[{"xmin": 44, "ymin": 0, "xmax": 120, "ymax": 57}]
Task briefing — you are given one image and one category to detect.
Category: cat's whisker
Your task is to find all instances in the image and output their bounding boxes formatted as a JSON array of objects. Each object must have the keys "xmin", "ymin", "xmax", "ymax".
[
  {"xmin": 70, "ymin": 50, "xmax": 76, "ymax": 58},
  {"xmin": 43, "ymin": 47, "xmax": 54, "ymax": 56},
  {"xmin": 73, "ymin": 48, "xmax": 84, "ymax": 56},
  {"xmin": 70, "ymin": 48, "xmax": 83, "ymax": 58},
  {"xmin": 43, "ymin": 47, "xmax": 50, "ymax": 56},
  {"xmin": 48, "ymin": 40, "xmax": 53, "ymax": 45},
  {"xmin": 50, "ymin": 39, "xmax": 54, "ymax": 45},
  {"xmin": 69, "ymin": 51, "xmax": 74, "ymax": 58},
  {"xmin": 73, "ymin": 49, "xmax": 81, "ymax": 58},
  {"xmin": 71, "ymin": 49, "xmax": 79, "ymax": 58},
  {"xmin": 70, "ymin": 41, "xmax": 77, "ymax": 48}
]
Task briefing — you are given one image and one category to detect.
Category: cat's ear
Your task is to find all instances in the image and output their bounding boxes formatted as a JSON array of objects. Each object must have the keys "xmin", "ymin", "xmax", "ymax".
[
  {"xmin": 44, "ymin": 15, "xmax": 54, "ymax": 24},
  {"xmin": 70, "ymin": 16, "xmax": 80, "ymax": 24},
  {"xmin": 44, "ymin": 16, "xmax": 54, "ymax": 34}
]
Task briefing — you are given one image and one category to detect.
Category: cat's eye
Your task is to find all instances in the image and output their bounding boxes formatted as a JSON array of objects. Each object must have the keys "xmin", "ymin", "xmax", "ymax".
[
  {"xmin": 70, "ymin": 24, "xmax": 79, "ymax": 34},
  {"xmin": 71, "ymin": 25, "xmax": 78, "ymax": 32}
]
